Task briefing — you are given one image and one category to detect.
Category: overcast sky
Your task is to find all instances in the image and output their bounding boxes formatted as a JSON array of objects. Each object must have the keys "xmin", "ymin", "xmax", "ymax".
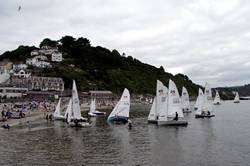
[{"xmin": 1, "ymin": 0, "xmax": 250, "ymax": 87}]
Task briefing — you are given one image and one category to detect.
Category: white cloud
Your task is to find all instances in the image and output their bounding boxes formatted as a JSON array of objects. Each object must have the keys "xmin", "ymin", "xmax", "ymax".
[{"xmin": 1, "ymin": 0, "xmax": 250, "ymax": 87}]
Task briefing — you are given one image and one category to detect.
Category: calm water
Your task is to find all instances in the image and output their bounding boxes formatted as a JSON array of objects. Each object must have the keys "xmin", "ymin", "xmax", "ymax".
[{"xmin": 1, "ymin": 101, "xmax": 250, "ymax": 166}]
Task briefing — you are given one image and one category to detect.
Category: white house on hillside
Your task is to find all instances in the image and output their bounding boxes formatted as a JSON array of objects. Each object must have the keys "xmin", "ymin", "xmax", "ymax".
[
  {"xmin": 26, "ymin": 56, "xmax": 51, "ymax": 68},
  {"xmin": 31, "ymin": 50, "xmax": 39, "ymax": 56},
  {"xmin": 52, "ymin": 51, "xmax": 63, "ymax": 62},
  {"xmin": 13, "ymin": 69, "xmax": 31, "ymax": 78}
]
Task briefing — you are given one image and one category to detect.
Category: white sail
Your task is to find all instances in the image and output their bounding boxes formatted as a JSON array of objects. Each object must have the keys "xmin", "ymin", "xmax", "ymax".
[
  {"xmin": 72, "ymin": 80, "xmax": 82, "ymax": 120},
  {"xmin": 64, "ymin": 98, "xmax": 73, "ymax": 123},
  {"xmin": 234, "ymin": 92, "xmax": 240, "ymax": 103},
  {"xmin": 203, "ymin": 82, "xmax": 213, "ymax": 113},
  {"xmin": 194, "ymin": 95, "xmax": 199, "ymax": 109},
  {"xmin": 157, "ymin": 85, "xmax": 169, "ymax": 121},
  {"xmin": 195, "ymin": 88, "xmax": 204, "ymax": 115},
  {"xmin": 148, "ymin": 97, "xmax": 156, "ymax": 121},
  {"xmin": 53, "ymin": 98, "xmax": 62, "ymax": 117},
  {"xmin": 181, "ymin": 86, "xmax": 190, "ymax": 111},
  {"xmin": 156, "ymin": 80, "xmax": 166, "ymax": 117},
  {"xmin": 89, "ymin": 98, "xmax": 96, "ymax": 113},
  {"xmin": 108, "ymin": 88, "xmax": 130, "ymax": 119},
  {"xmin": 167, "ymin": 79, "xmax": 184, "ymax": 118},
  {"xmin": 213, "ymin": 91, "xmax": 221, "ymax": 104}
]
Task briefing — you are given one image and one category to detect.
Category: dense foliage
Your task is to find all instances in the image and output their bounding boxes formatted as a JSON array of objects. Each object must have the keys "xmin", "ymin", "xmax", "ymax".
[{"xmin": 0, "ymin": 36, "xmax": 201, "ymax": 96}]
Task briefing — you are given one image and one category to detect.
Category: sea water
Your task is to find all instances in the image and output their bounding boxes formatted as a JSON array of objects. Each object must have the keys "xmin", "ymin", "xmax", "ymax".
[{"xmin": 0, "ymin": 101, "xmax": 250, "ymax": 166}]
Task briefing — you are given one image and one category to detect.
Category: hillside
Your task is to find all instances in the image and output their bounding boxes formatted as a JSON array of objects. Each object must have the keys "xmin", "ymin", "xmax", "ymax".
[
  {"xmin": 0, "ymin": 36, "xmax": 201, "ymax": 96},
  {"xmin": 215, "ymin": 84, "xmax": 250, "ymax": 99}
]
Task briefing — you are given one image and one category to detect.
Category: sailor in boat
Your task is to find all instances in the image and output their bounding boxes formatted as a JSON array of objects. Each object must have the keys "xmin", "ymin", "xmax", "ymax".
[
  {"xmin": 173, "ymin": 112, "xmax": 178, "ymax": 121},
  {"xmin": 74, "ymin": 119, "xmax": 79, "ymax": 127},
  {"xmin": 207, "ymin": 111, "xmax": 211, "ymax": 116}
]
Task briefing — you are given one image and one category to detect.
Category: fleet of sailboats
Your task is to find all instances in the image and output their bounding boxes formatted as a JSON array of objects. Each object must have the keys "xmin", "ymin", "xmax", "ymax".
[
  {"xmin": 195, "ymin": 83, "xmax": 215, "ymax": 118},
  {"xmin": 148, "ymin": 80, "xmax": 188, "ymax": 126},
  {"xmin": 50, "ymin": 79, "xmax": 243, "ymax": 128}
]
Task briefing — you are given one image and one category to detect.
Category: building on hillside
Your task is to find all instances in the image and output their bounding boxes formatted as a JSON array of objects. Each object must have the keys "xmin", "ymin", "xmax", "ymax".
[
  {"xmin": 0, "ymin": 86, "xmax": 28, "ymax": 98},
  {"xmin": 28, "ymin": 76, "xmax": 64, "ymax": 92},
  {"xmin": 89, "ymin": 90, "xmax": 113, "ymax": 99},
  {"xmin": 31, "ymin": 50, "xmax": 39, "ymax": 56},
  {"xmin": 26, "ymin": 56, "xmax": 51, "ymax": 68},
  {"xmin": 12, "ymin": 63, "xmax": 28, "ymax": 71},
  {"xmin": 51, "ymin": 51, "xmax": 63, "ymax": 62},
  {"xmin": 39, "ymin": 46, "xmax": 58, "ymax": 55},
  {"xmin": 0, "ymin": 70, "xmax": 10, "ymax": 84},
  {"xmin": 0, "ymin": 60, "xmax": 13, "ymax": 71},
  {"xmin": 13, "ymin": 69, "xmax": 31, "ymax": 78}
]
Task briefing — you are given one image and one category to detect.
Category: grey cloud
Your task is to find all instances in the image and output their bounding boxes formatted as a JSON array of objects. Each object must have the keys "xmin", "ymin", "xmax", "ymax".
[{"xmin": 1, "ymin": 0, "xmax": 250, "ymax": 87}]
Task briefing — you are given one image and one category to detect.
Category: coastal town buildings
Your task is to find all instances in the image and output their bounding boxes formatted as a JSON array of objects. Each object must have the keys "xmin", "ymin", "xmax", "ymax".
[
  {"xmin": 51, "ymin": 51, "xmax": 63, "ymax": 62},
  {"xmin": 0, "ymin": 86, "xmax": 28, "ymax": 98},
  {"xmin": 28, "ymin": 76, "xmax": 64, "ymax": 92},
  {"xmin": 13, "ymin": 69, "xmax": 31, "ymax": 78}
]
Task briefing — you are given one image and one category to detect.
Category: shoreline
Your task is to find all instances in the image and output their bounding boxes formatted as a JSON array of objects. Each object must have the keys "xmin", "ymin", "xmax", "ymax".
[{"xmin": 0, "ymin": 110, "xmax": 45, "ymax": 127}]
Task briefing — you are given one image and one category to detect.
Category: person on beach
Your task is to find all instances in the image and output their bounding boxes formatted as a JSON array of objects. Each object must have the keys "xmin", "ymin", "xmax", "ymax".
[
  {"xmin": 1, "ymin": 110, "xmax": 5, "ymax": 119},
  {"xmin": 2, "ymin": 124, "xmax": 10, "ymax": 130}
]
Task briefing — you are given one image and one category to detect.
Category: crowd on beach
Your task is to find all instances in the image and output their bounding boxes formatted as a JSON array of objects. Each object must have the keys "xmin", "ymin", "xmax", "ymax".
[{"xmin": 0, "ymin": 101, "xmax": 56, "ymax": 129}]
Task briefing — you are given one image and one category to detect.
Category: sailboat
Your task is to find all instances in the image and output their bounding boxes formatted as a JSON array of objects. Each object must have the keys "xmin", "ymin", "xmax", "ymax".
[
  {"xmin": 148, "ymin": 80, "xmax": 166, "ymax": 124},
  {"xmin": 233, "ymin": 92, "xmax": 240, "ymax": 103},
  {"xmin": 107, "ymin": 88, "xmax": 130, "ymax": 123},
  {"xmin": 148, "ymin": 97, "xmax": 156, "ymax": 123},
  {"xmin": 53, "ymin": 98, "xmax": 65, "ymax": 120},
  {"xmin": 213, "ymin": 90, "xmax": 221, "ymax": 105},
  {"xmin": 69, "ymin": 80, "xmax": 90, "ymax": 127},
  {"xmin": 88, "ymin": 98, "xmax": 106, "ymax": 117},
  {"xmin": 64, "ymin": 98, "xmax": 72, "ymax": 123},
  {"xmin": 157, "ymin": 79, "xmax": 188, "ymax": 126},
  {"xmin": 195, "ymin": 83, "xmax": 215, "ymax": 118},
  {"xmin": 194, "ymin": 96, "xmax": 199, "ymax": 110},
  {"xmin": 181, "ymin": 86, "xmax": 191, "ymax": 113},
  {"xmin": 195, "ymin": 88, "xmax": 205, "ymax": 117}
]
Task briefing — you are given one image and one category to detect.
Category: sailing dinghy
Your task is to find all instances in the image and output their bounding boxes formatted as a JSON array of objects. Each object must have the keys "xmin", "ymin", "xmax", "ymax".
[
  {"xmin": 233, "ymin": 92, "xmax": 240, "ymax": 103},
  {"xmin": 213, "ymin": 90, "xmax": 221, "ymax": 105},
  {"xmin": 88, "ymin": 98, "xmax": 106, "ymax": 117},
  {"xmin": 195, "ymin": 83, "xmax": 215, "ymax": 118},
  {"xmin": 53, "ymin": 98, "xmax": 65, "ymax": 120},
  {"xmin": 148, "ymin": 80, "xmax": 165, "ymax": 124},
  {"xmin": 157, "ymin": 79, "xmax": 188, "ymax": 126},
  {"xmin": 69, "ymin": 80, "xmax": 90, "ymax": 127},
  {"xmin": 107, "ymin": 88, "xmax": 130, "ymax": 123},
  {"xmin": 181, "ymin": 86, "xmax": 191, "ymax": 113}
]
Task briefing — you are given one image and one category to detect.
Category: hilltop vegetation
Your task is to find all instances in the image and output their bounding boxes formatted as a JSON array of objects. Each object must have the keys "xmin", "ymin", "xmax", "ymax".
[{"xmin": 0, "ymin": 36, "xmax": 201, "ymax": 96}]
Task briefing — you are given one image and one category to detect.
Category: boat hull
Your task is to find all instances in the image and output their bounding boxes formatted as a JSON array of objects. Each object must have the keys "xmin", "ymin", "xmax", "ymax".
[
  {"xmin": 157, "ymin": 120, "xmax": 188, "ymax": 126},
  {"xmin": 88, "ymin": 111, "xmax": 106, "ymax": 117},
  {"xmin": 107, "ymin": 116, "xmax": 128, "ymax": 124},
  {"xmin": 69, "ymin": 122, "xmax": 91, "ymax": 127},
  {"xmin": 195, "ymin": 114, "xmax": 215, "ymax": 118},
  {"xmin": 53, "ymin": 116, "xmax": 65, "ymax": 121},
  {"xmin": 183, "ymin": 109, "xmax": 192, "ymax": 113},
  {"xmin": 233, "ymin": 101, "xmax": 240, "ymax": 103},
  {"xmin": 213, "ymin": 102, "xmax": 221, "ymax": 105},
  {"xmin": 148, "ymin": 119, "xmax": 158, "ymax": 124}
]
